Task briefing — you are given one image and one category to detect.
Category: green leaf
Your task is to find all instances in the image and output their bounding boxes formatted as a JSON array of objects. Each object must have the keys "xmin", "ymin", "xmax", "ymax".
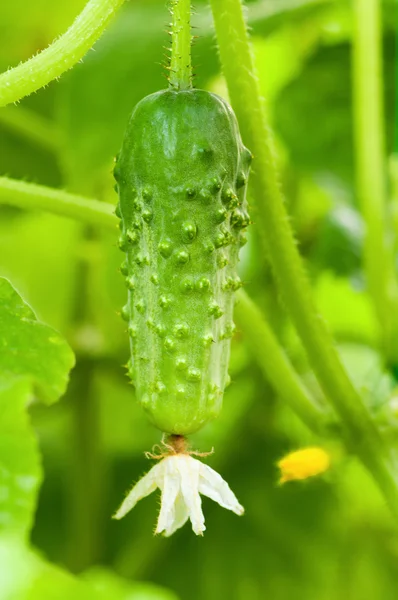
[
  {"xmin": 314, "ymin": 272, "xmax": 378, "ymax": 346},
  {"xmin": 0, "ymin": 379, "xmax": 40, "ymax": 538},
  {"xmin": 0, "ymin": 277, "xmax": 74, "ymax": 538},
  {"xmin": 82, "ymin": 566, "xmax": 180, "ymax": 600},
  {"xmin": 0, "ymin": 277, "xmax": 75, "ymax": 404},
  {"xmin": 0, "ymin": 537, "xmax": 179, "ymax": 600}
]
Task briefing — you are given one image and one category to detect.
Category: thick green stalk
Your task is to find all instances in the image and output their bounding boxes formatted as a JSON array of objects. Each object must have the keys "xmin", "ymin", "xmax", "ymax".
[
  {"xmin": 0, "ymin": 0, "xmax": 125, "ymax": 107},
  {"xmin": 352, "ymin": 0, "xmax": 397, "ymax": 360},
  {"xmin": 169, "ymin": 0, "xmax": 192, "ymax": 90},
  {"xmin": 0, "ymin": 177, "xmax": 116, "ymax": 231},
  {"xmin": 210, "ymin": 0, "xmax": 398, "ymax": 517},
  {"xmin": 235, "ymin": 290, "xmax": 325, "ymax": 434},
  {"xmin": 0, "ymin": 176, "xmax": 326, "ymax": 432}
]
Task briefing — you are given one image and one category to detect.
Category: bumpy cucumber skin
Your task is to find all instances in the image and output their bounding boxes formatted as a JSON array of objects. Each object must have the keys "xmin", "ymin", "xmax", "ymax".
[{"xmin": 114, "ymin": 89, "xmax": 251, "ymax": 434}]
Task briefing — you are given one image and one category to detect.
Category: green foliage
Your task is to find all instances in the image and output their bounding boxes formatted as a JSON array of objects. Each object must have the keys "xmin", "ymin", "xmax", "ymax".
[
  {"xmin": 0, "ymin": 277, "xmax": 75, "ymax": 402},
  {"xmin": 0, "ymin": 537, "xmax": 178, "ymax": 599},
  {"xmin": 274, "ymin": 37, "xmax": 395, "ymax": 183},
  {"xmin": 1, "ymin": 0, "xmax": 398, "ymax": 599},
  {"xmin": 0, "ymin": 277, "xmax": 74, "ymax": 538}
]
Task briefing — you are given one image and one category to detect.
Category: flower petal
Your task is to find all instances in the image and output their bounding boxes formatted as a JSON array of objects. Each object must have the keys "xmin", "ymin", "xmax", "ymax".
[
  {"xmin": 198, "ymin": 463, "xmax": 244, "ymax": 516},
  {"xmin": 163, "ymin": 492, "xmax": 190, "ymax": 537},
  {"xmin": 113, "ymin": 462, "xmax": 161, "ymax": 520},
  {"xmin": 156, "ymin": 458, "xmax": 181, "ymax": 535},
  {"xmin": 177, "ymin": 456, "xmax": 205, "ymax": 535}
]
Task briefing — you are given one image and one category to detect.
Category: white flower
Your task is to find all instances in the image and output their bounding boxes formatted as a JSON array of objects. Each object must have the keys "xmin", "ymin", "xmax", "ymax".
[{"xmin": 113, "ymin": 454, "xmax": 244, "ymax": 536}]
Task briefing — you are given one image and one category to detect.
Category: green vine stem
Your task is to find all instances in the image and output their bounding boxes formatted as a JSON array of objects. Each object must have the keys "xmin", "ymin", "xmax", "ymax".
[
  {"xmin": 0, "ymin": 177, "xmax": 116, "ymax": 231},
  {"xmin": 352, "ymin": 0, "xmax": 398, "ymax": 362},
  {"xmin": 0, "ymin": 175, "xmax": 326, "ymax": 435},
  {"xmin": 209, "ymin": 0, "xmax": 398, "ymax": 517},
  {"xmin": 0, "ymin": 106, "xmax": 60, "ymax": 152},
  {"xmin": 390, "ymin": 155, "xmax": 398, "ymax": 251},
  {"xmin": 169, "ymin": 0, "xmax": 192, "ymax": 90},
  {"xmin": 0, "ymin": 0, "xmax": 125, "ymax": 108},
  {"xmin": 235, "ymin": 290, "xmax": 325, "ymax": 434}
]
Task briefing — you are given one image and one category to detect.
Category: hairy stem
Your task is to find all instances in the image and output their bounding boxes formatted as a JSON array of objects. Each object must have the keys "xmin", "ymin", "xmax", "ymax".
[
  {"xmin": 352, "ymin": 0, "xmax": 397, "ymax": 361},
  {"xmin": 0, "ymin": 0, "xmax": 125, "ymax": 107},
  {"xmin": 169, "ymin": 0, "xmax": 192, "ymax": 90},
  {"xmin": 235, "ymin": 290, "xmax": 325, "ymax": 435},
  {"xmin": 0, "ymin": 177, "xmax": 116, "ymax": 231},
  {"xmin": 0, "ymin": 176, "xmax": 327, "ymax": 432},
  {"xmin": 210, "ymin": 0, "xmax": 398, "ymax": 518}
]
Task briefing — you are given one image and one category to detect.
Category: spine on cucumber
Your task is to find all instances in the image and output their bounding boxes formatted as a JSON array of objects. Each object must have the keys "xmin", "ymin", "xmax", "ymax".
[{"xmin": 114, "ymin": 89, "xmax": 251, "ymax": 434}]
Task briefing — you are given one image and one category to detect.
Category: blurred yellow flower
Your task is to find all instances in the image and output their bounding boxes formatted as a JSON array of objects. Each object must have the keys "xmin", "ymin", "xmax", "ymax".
[{"xmin": 277, "ymin": 447, "xmax": 331, "ymax": 484}]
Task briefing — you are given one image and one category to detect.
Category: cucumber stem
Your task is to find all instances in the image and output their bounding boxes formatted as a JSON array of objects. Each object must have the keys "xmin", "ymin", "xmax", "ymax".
[
  {"xmin": 352, "ymin": 0, "xmax": 398, "ymax": 362},
  {"xmin": 0, "ymin": 0, "xmax": 125, "ymax": 107},
  {"xmin": 169, "ymin": 0, "xmax": 193, "ymax": 90},
  {"xmin": 210, "ymin": 0, "xmax": 398, "ymax": 520}
]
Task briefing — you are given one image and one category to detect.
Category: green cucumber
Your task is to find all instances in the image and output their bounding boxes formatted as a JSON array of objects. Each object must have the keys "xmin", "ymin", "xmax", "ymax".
[{"xmin": 114, "ymin": 89, "xmax": 251, "ymax": 434}]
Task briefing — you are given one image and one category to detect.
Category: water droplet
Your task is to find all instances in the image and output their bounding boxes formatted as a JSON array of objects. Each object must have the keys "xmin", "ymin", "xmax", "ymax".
[
  {"xmin": 209, "ymin": 177, "xmax": 221, "ymax": 193},
  {"xmin": 187, "ymin": 367, "xmax": 201, "ymax": 382},
  {"xmin": 208, "ymin": 302, "xmax": 223, "ymax": 319},
  {"xmin": 121, "ymin": 305, "xmax": 130, "ymax": 321},
  {"xmin": 133, "ymin": 198, "xmax": 142, "ymax": 211},
  {"xmin": 142, "ymin": 209, "xmax": 153, "ymax": 223},
  {"xmin": 159, "ymin": 295, "xmax": 172, "ymax": 309},
  {"xmin": 142, "ymin": 188, "xmax": 153, "ymax": 201},
  {"xmin": 204, "ymin": 241, "xmax": 215, "ymax": 254},
  {"xmin": 113, "ymin": 164, "xmax": 121, "ymax": 181},
  {"xmin": 155, "ymin": 381, "xmax": 166, "ymax": 394},
  {"xmin": 236, "ymin": 172, "xmax": 247, "ymax": 188},
  {"xmin": 185, "ymin": 187, "xmax": 196, "ymax": 199},
  {"xmin": 120, "ymin": 260, "xmax": 129, "ymax": 276},
  {"xmin": 176, "ymin": 357, "xmax": 188, "ymax": 370},
  {"xmin": 131, "ymin": 218, "xmax": 142, "ymax": 231},
  {"xmin": 176, "ymin": 250, "xmax": 189, "ymax": 264},
  {"xmin": 215, "ymin": 207, "xmax": 228, "ymax": 223},
  {"xmin": 196, "ymin": 277, "xmax": 210, "ymax": 292},
  {"xmin": 180, "ymin": 278, "xmax": 194, "ymax": 293},
  {"xmin": 239, "ymin": 233, "xmax": 248, "ymax": 247},
  {"xmin": 243, "ymin": 147, "xmax": 253, "ymax": 165},
  {"xmin": 199, "ymin": 189, "xmax": 212, "ymax": 203},
  {"xmin": 155, "ymin": 323, "xmax": 166, "ymax": 337},
  {"xmin": 217, "ymin": 254, "xmax": 229, "ymax": 269},
  {"xmin": 141, "ymin": 393, "xmax": 150, "ymax": 407},
  {"xmin": 222, "ymin": 188, "xmax": 238, "ymax": 207},
  {"xmin": 126, "ymin": 276, "xmax": 135, "ymax": 290},
  {"xmin": 181, "ymin": 221, "xmax": 197, "ymax": 243},
  {"xmin": 176, "ymin": 384, "xmax": 186, "ymax": 399},
  {"xmin": 126, "ymin": 229, "xmax": 139, "ymax": 244},
  {"xmin": 174, "ymin": 323, "xmax": 189, "ymax": 338},
  {"xmin": 118, "ymin": 235, "xmax": 128, "ymax": 251},
  {"xmin": 158, "ymin": 240, "xmax": 173, "ymax": 258},
  {"xmin": 164, "ymin": 337, "xmax": 176, "ymax": 352},
  {"xmin": 196, "ymin": 146, "xmax": 213, "ymax": 159},
  {"xmin": 135, "ymin": 300, "xmax": 145, "ymax": 314},
  {"xmin": 128, "ymin": 324, "xmax": 137, "ymax": 338},
  {"xmin": 202, "ymin": 333, "xmax": 214, "ymax": 347}
]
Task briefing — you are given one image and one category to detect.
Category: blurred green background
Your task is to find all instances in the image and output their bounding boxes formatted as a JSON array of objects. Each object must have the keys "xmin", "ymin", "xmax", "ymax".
[{"xmin": 1, "ymin": 0, "xmax": 398, "ymax": 598}]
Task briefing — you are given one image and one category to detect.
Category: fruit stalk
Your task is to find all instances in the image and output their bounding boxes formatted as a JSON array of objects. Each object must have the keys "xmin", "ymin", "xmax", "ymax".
[
  {"xmin": 169, "ymin": 0, "xmax": 193, "ymax": 90},
  {"xmin": 210, "ymin": 0, "xmax": 398, "ymax": 519}
]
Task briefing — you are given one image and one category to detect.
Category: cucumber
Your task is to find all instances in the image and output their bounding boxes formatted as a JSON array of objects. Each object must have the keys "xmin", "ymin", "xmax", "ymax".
[{"xmin": 114, "ymin": 89, "xmax": 251, "ymax": 434}]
